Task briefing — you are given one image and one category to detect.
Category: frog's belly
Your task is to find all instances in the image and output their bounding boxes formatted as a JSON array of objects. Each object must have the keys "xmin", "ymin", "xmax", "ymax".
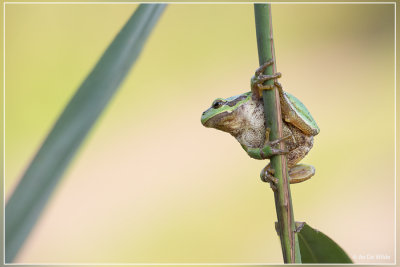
[{"xmin": 283, "ymin": 123, "xmax": 314, "ymax": 167}]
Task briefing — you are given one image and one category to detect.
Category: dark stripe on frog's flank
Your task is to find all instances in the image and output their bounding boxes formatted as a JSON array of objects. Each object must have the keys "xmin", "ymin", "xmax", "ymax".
[
  {"xmin": 201, "ymin": 92, "xmax": 251, "ymax": 125},
  {"xmin": 225, "ymin": 93, "xmax": 250, "ymax": 107}
]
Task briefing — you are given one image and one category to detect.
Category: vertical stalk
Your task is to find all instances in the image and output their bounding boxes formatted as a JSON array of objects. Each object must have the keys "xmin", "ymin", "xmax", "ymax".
[{"xmin": 253, "ymin": 4, "xmax": 301, "ymax": 263}]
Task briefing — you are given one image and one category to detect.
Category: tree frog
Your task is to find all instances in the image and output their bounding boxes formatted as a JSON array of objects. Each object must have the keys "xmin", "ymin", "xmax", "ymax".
[{"xmin": 201, "ymin": 61, "xmax": 319, "ymax": 189}]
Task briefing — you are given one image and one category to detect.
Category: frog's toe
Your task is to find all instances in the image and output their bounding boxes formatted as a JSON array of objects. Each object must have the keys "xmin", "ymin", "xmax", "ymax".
[
  {"xmin": 268, "ymin": 136, "xmax": 290, "ymax": 156},
  {"xmin": 274, "ymin": 81, "xmax": 283, "ymax": 90},
  {"xmin": 257, "ymin": 84, "xmax": 274, "ymax": 91},
  {"xmin": 260, "ymin": 165, "xmax": 278, "ymax": 191},
  {"xmin": 271, "ymin": 147, "xmax": 289, "ymax": 156},
  {"xmin": 253, "ymin": 73, "xmax": 282, "ymax": 88},
  {"xmin": 269, "ymin": 134, "xmax": 293, "ymax": 146},
  {"xmin": 255, "ymin": 59, "xmax": 275, "ymax": 76},
  {"xmin": 288, "ymin": 164, "xmax": 315, "ymax": 184},
  {"xmin": 252, "ymin": 72, "xmax": 282, "ymax": 96},
  {"xmin": 258, "ymin": 73, "xmax": 282, "ymax": 82}
]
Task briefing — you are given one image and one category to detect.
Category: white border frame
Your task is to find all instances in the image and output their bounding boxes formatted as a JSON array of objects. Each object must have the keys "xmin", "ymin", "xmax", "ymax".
[{"xmin": 2, "ymin": 1, "xmax": 397, "ymax": 266}]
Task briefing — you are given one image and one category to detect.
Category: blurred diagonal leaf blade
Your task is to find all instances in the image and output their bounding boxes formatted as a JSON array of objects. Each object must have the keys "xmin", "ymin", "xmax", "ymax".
[
  {"xmin": 298, "ymin": 223, "xmax": 353, "ymax": 263},
  {"xmin": 5, "ymin": 4, "xmax": 166, "ymax": 262}
]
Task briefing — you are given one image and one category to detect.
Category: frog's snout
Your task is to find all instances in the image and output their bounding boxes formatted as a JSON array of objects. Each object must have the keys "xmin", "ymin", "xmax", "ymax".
[{"xmin": 201, "ymin": 111, "xmax": 210, "ymax": 126}]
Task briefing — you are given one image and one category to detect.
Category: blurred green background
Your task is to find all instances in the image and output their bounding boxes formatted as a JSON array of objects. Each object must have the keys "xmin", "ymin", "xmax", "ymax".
[{"xmin": 4, "ymin": 3, "xmax": 395, "ymax": 264}]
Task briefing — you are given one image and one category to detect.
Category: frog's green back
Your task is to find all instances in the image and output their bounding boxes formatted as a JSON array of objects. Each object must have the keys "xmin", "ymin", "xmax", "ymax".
[{"xmin": 284, "ymin": 92, "xmax": 320, "ymax": 135}]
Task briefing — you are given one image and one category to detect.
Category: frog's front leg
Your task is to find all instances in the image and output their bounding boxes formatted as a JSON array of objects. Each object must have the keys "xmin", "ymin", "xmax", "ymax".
[
  {"xmin": 241, "ymin": 133, "xmax": 290, "ymax": 160},
  {"xmin": 260, "ymin": 164, "xmax": 315, "ymax": 190}
]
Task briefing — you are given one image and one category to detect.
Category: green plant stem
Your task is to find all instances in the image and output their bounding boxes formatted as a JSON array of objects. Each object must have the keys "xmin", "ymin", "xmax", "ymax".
[
  {"xmin": 254, "ymin": 4, "xmax": 301, "ymax": 263},
  {"xmin": 5, "ymin": 4, "xmax": 166, "ymax": 262}
]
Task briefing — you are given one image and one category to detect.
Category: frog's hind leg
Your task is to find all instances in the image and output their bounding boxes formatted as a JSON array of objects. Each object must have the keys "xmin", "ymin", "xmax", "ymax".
[
  {"xmin": 260, "ymin": 163, "xmax": 315, "ymax": 189},
  {"xmin": 288, "ymin": 164, "xmax": 315, "ymax": 184}
]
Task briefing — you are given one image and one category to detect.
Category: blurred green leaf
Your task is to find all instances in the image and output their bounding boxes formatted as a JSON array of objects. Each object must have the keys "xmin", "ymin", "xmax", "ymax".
[
  {"xmin": 298, "ymin": 223, "xmax": 353, "ymax": 263},
  {"xmin": 5, "ymin": 4, "xmax": 166, "ymax": 262}
]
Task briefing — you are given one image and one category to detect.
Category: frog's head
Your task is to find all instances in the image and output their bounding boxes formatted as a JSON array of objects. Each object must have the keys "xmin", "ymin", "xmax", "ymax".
[{"xmin": 201, "ymin": 92, "xmax": 252, "ymax": 134}]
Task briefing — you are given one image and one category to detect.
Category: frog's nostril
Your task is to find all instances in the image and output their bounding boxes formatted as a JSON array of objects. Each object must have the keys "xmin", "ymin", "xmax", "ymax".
[{"xmin": 202, "ymin": 111, "xmax": 205, "ymax": 115}]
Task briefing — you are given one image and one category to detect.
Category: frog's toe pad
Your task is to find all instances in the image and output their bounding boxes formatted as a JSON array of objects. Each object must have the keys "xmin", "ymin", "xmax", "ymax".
[{"xmin": 289, "ymin": 164, "xmax": 315, "ymax": 184}]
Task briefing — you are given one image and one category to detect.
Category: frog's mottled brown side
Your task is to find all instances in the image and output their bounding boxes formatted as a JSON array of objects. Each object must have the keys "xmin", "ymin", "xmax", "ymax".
[
  {"xmin": 206, "ymin": 94, "xmax": 314, "ymax": 167},
  {"xmin": 282, "ymin": 122, "xmax": 314, "ymax": 168}
]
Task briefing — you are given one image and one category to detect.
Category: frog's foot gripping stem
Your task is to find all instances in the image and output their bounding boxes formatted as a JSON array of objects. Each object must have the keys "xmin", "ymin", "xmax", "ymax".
[
  {"xmin": 264, "ymin": 128, "xmax": 292, "ymax": 147},
  {"xmin": 261, "ymin": 128, "xmax": 291, "ymax": 159},
  {"xmin": 251, "ymin": 60, "xmax": 282, "ymax": 98},
  {"xmin": 263, "ymin": 136, "xmax": 290, "ymax": 159},
  {"xmin": 260, "ymin": 133, "xmax": 290, "ymax": 159},
  {"xmin": 260, "ymin": 165, "xmax": 278, "ymax": 191},
  {"xmin": 243, "ymin": 132, "xmax": 290, "ymax": 160},
  {"xmin": 255, "ymin": 59, "xmax": 274, "ymax": 76},
  {"xmin": 260, "ymin": 164, "xmax": 316, "ymax": 191}
]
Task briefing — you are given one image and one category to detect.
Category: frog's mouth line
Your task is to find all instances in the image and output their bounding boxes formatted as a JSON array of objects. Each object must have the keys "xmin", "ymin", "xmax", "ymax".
[{"xmin": 202, "ymin": 111, "xmax": 232, "ymax": 128}]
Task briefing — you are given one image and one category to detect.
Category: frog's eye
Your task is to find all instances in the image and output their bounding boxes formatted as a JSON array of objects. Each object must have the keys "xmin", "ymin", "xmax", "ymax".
[{"xmin": 212, "ymin": 100, "xmax": 225, "ymax": 109}]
